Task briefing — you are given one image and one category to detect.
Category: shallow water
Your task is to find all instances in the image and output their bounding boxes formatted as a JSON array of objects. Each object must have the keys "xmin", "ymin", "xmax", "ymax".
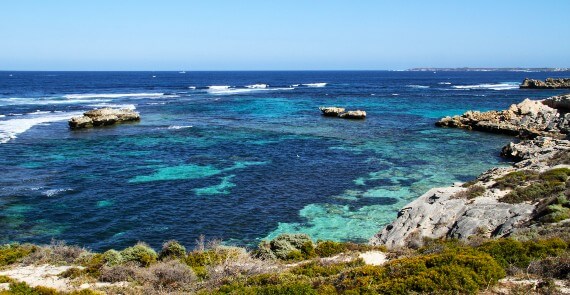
[{"xmin": 0, "ymin": 71, "xmax": 567, "ymax": 250}]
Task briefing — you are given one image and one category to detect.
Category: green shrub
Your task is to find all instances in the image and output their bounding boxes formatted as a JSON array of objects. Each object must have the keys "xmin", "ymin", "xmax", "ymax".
[
  {"xmin": 0, "ymin": 243, "xmax": 36, "ymax": 266},
  {"xmin": 454, "ymin": 185, "xmax": 486, "ymax": 199},
  {"xmin": 158, "ymin": 240, "xmax": 186, "ymax": 261},
  {"xmin": 477, "ymin": 238, "xmax": 567, "ymax": 269},
  {"xmin": 0, "ymin": 275, "xmax": 15, "ymax": 284},
  {"xmin": 120, "ymin": 242, "xmax": 157, "ymax": 267},
  {"xmin": 59, "ymin": 267, "xmax": 83, "ymax": 279},
  {"xmin": 291, "ymin": 259, "xmax": 364, "ymax": 278},
  {"xmin": 7, "ymin": 282, "xmax": 59, "ymax": 295},
  {"xmin": 499, "ymin": 182, "xmax": 565, "ymax": 204},
  {"xmin": 336, "ymin": 251, "xmax": 505, "ymax": 294},
  {"xmin": 255, "ymin": 234, "xmax": 315, "ymax": 261},
  {"xmin": 186, "ymin": 247, "xmax": 242, "ymax": 268},
  {"xmin": 539, "ymin": 168, "xmax": 570, "ymax": 183},
  {"xmin": 315, "ymin": 241, "xmax": 348, "ymax": 257},
  {"xmin": 540, "ymin": 204, "xmax": 570, "ymax": 223},
  {"xmin": 98, "ymin": 249, "xmax": 121, "ymax": 267},
  {"xmin": 494, "ymin": 170, "xmax": 538, "ymax": 190}
]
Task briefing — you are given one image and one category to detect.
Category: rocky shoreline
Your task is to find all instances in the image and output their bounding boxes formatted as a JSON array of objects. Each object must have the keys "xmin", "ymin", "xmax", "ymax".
[
  {"xmin": 371, "ymin": 94, "xmax": 570, "ymax": 249},
  {"xmin": 520, "ymin": 78, "xmax": 570, "ymax": 89}
]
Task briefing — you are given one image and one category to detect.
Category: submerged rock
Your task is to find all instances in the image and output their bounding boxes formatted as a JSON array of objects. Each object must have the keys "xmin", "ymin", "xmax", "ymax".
[
  {"xmin": 319, "ymin": 107, "xmax": 366, "ymax": 119},
  {"xmin": 436, "ymin": 95, "xmax": 569, "ymax": 138},
  {"xmin": 520, "ymin": 78, "xmax": 570, "ymax": 89},
  {"xmin": 69, "ymin": 108, "xmax": 140, "ymax": 129}
]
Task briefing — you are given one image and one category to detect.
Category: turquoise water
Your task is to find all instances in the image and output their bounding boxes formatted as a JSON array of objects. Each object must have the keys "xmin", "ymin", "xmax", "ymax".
[{"xmin": 0, "ymin": 71, "xmax": 568, "ymax": 250}]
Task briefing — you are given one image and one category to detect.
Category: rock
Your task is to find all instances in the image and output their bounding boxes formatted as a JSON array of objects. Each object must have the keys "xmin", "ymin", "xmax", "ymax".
[
  {"xmin": 436, "ymin": 96, "xmax": 565, "ymax": 138},
  {"xmin": 69, "ymin": 108, "xmax": 140, "ymax": 129},
  {"xmin": 520, "ymin": 78, "xmax": 570, "ymax": 89},
  {"xmin": 369, "ymin": 186, "xmax": 534, "ymax": 249},
  {"xmin": 501, "ymin": 137, "xmax": 570, "ymax": 168},
  {"xmin": 319, "ymin": 107, "xmax": 366, "ymax": 119},
  {"xmin": 68, "ymin": 116, "xmax": 93, "ymax": 129},
  {"xmin": 543, "ymin": 93, "xmax": 570, "ymax": 112},
  {"xmin": 319, "ymin": 107, "xmax": 345, "ymax": 117},
  {"xmin": 339, "ymin": 110, "xmax": 366, "ymax": 119}
]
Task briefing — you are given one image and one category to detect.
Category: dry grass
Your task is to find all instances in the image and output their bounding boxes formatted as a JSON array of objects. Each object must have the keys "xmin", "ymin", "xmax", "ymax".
[{"xmin": 22, "ymin": 240, "xmax": 88, "ymax": 265}]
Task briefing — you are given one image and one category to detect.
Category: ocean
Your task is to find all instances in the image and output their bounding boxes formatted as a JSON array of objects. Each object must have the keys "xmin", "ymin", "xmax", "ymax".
[{"xmin": 0, "ymin": 71, "xmax": 568, "ymax": 251}]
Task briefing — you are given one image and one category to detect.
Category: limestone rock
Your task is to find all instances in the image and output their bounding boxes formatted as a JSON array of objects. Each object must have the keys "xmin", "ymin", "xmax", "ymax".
[
  {"xmin": 319, "ymin": 107, "xmax": 345, "ymax": 117},
  {"xmin": 436, "ymin": 96, "xmax": 565, "ymax": 138},
  {"xmin": 543, "ymin": 93, "xmax": 570, "ymax": 112},
  {"xmin": 520, "ymin": 78, "xmax": 570, "ymax": 89},
  {"xmin": 69, "ymin": 108, "xmax": 140, "ymax": 129},
  {"xmin": 339, "ymin": 110, "xmax": 366, "ymax": 119}
]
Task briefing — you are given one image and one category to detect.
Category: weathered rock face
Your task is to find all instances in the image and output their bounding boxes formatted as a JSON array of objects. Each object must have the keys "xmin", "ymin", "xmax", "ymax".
[
  {"xmin": 69, "ymin": 108, "xmax": 140, "ymax": 129},
  {"xmin": 520, "ymin": 78, "xmax": 570, "ymax": 89},
  {"xmin": 436, "ymin": 96, "xmax": 569, "ymax": 138},
  {"xmin": 319, "ymin": 107, "xmax": 367, "ymax": 119},
  {"xmin": 339, "ymin": 110, "xmax": 366, "ymax": 119},
  {"xmin": 543, "ymin": 93, "xmax": 570, "ymax": 112},
  {"xmin": 501, "ymin": 136, "xmax": 570, "ymax": 168},
  {"xmin": 319, "ymin": 107, "xmax": 345, "ymax": 117},
  {"xmin": 370, "ymin": 186, "xmax": 534, "ymax": 249}
]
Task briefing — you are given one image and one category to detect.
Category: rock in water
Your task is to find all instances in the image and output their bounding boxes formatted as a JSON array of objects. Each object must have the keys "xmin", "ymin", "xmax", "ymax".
[
  {"xmin": 436, "ymin": 95, "xmax": 569, "ymax": 138},
  {"xmin": 319, "ymin": 107, "xmax": 345, "ymax": 117},
  {"xmin": 69, "ymin": 108, "xmax": 140, "ymax": 129},
  {"xmin": 319, "ymin": 107, "xmax": 366, "ymax": 119},
  {"xmin": 339, "ymin": 110, "xmax": 366, "ymax": 119},
  {"xmin": 520, "ymin": 78, "xmax": 570, "ymax": 89}
]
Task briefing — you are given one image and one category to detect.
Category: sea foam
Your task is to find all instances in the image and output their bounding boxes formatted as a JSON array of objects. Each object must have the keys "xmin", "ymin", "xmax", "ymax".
[
  {"xmin": 63, "ymin": 93, "xmax": 165, "ymax": 99},
  {"xmin": 303, "ymin": 83, "xmax": 327, "ymax": 87},
  {"xmin": 0, "ymin": 111, "xmax": 83, "ymax": 144},
  {"xmin": 451, "ymin": 82, "xmax": 519, "ymax": 91}
]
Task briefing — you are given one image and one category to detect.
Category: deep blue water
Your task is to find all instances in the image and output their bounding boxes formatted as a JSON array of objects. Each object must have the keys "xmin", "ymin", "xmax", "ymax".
[{"xmin": 0, "ymin": 71, "xmax": 568, "ymax": 251}]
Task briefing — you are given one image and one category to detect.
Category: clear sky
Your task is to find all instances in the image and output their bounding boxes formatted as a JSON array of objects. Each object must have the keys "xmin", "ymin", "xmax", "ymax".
[{"xmin": 1, "ymin": 0, "xmax": 569, "ymax": 70}]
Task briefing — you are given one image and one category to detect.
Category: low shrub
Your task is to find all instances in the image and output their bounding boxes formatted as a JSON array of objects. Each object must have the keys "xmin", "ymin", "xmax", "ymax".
[
  {"xmin": 499, "ymin": 182, "xmax": 565, "ymax": 204},
  {"xmin": 23, "ymin": 241, "xmax": 86, "ymax": 265},
  {"xmin": 477, "ymin": 238, "xmax": 567, "ymax": 269},
  {"xmin": 494, "ymin": 170, "xmax": 539, "ymax": 190},
  {"xmin": 120, "ymin": 242, "xmax": 157, "ymax": 267},
  {"xmin": 59, "ymin": 267, "xmax": 83, "ymax": 279},
  {"xmin": 528, "ymin": 254, "xmax": 570, "ymax": 279},
  {"xmin": 337, "ymin": 251, "xmax": 505, "ymax": 294},
  {"xmin": 158, "ymin": 240, "xmax": 186, "ymax": 261},
  {"xmin": 0, "ymin": 275, "xmax": 15, "ymax": 284},
  {"xmin": 0, "ymin": 243, "xmax": 36, "ymax": 267},
  {"xmin": 5, "ymin": 282, "xmax": 59, "ymax": 295},
  {"xmin": 291, "ymin": 259, "xmax": 364, "ymax": 278},
  {"xmin": 99, "ymin": 263, "xmax": 141, "ymax": 283},
  {"xmin": 255, "ymin": 234, "xmax": 315, "ymax": 261},
  {"xmin": 148, "ymin": 260, "xmax": 196, "ymax": 291},
  {"xmin": 454, "ymin": 185, "xmax": 486, "ymax": 199},
  {"xmin": 101, "ymin": 249, "xmax": 122, "ymax": 266},
  {"xmin": 314, "ymin": 241, "xmax": 348, "ymax": 257}
]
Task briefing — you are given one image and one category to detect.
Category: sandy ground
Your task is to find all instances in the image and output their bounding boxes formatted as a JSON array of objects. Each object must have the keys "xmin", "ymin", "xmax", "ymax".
[
  {"xmin": 359, "ymin": 251, "xmax": 388, "ymax": 265},
  {"xmin": 0, "ymin": 264, "xmax": 124, "ymax": 292}
]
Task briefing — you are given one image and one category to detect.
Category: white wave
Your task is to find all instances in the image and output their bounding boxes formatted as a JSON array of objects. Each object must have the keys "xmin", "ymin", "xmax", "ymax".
[
  {"xmin": 438, "ymin": 82, "xmax": 452, "ymax": 85},
  {"xmin": 0, "ymin": 111, "xmax": 83, "ymax": 144},
  {"xmin": 64, "ymin": 93, "xmax": 164, "ymax": 99},
  {"xmin": 407, "ymin": 85, "xmax": 430, "ymax": 89},
  {"xmin": 88, "ymin": 103, "xmax": 137, "ymax": 110},
  {"xmin": 1, "ymin": 97, "xmax": 112, "ymax": 105},
  {"xmin": 207, "ymin": 86, "xmax": 231, "ymax": 91},
  {"xmin": 291, "ymin": 84, "xmax": 300, "ymax": 87},
  {"xmin": 42, "ymin": 188, "xmax": 73, "ymax": 197},
  {"xmin": 29, "ymin": 110, "xmax": 53, "ymax": 115},
  {"xmin": 207, "ymin": 87, "xmax": 294, "ymax": 95},
  {"xmin": 303, "ymin": 83, "xmax": 327, "ymax": 87},
  {"xmin": 168, "ymin": 125, "xmax": 193, "ymax": 130},
  {"xmin": 451, "ymin": 82, "xmax": 519, "ymax": 91},
  {"xmin": 188, "ymin": 86, "xmax": 197, "ymax": 89},
  {"xmin": 0, "ymin": 115, "xmax": 4, "ymax": 118},
  {"xmin": 245, "ymin": 84, "xmax": 268, "ymax": 89},
  {"xmin": 391, "ymin": 93, "xmax": 399, "ymax": 96}
]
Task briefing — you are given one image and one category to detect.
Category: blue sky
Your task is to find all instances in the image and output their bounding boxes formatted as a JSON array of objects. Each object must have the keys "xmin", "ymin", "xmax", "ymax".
[{"xmin": 1, "ymin": 0, "xmax": 569, "ymax": 70}]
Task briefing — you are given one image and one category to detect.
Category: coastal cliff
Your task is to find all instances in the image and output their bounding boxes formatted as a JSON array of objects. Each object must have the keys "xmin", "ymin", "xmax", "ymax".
[
  {"xmin": 520, "ymin": 78, "xmax": 570, "ymax": 89},
  {"xmin": 371, "ymin": 94, "xmax": 570, "ymax": 249}
]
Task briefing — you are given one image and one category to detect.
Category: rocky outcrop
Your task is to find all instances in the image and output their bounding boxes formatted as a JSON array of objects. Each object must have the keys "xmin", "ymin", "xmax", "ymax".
[
  {"xmin": 371, "ymin": 186, "xmax": 534, "ymax": 249},
  {"xmin": 319, "ymin": 107, "xmax": 345, "ymax": 117},
  {"xmin": 319, "ymin": 107, "xmax": 366, "ymax": 119},
  {"xmin": 436, "ymin": 95, "xmax": 570, "ymax": 138},
  {"xmin": 371, "ymin": 94, "xmax": 570, "ymax": 249},
  {"xmin": 69, "ymin": 108, "xmax": 140, "ymax": 129},
  {"xmin": 520, "ymin": 78, "xmax": 570, "ymax": 89}
]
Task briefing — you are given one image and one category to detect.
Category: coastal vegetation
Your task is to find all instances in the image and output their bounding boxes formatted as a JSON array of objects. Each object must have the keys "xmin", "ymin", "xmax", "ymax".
[{"xmin": 0, "ymin": 231, "xmax": 569, "ymax": 294}]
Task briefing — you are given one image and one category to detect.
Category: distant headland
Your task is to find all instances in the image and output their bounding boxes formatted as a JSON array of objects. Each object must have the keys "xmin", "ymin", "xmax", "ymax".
[{"xmin": 407, "ymin": 67, "xmax": 570, "ymax": 72}]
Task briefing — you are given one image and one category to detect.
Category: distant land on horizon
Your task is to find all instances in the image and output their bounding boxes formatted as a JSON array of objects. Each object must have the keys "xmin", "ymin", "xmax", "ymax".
[{"xmin": 407, "ymin": 67, "xmax": 570, "ymax": 72}]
